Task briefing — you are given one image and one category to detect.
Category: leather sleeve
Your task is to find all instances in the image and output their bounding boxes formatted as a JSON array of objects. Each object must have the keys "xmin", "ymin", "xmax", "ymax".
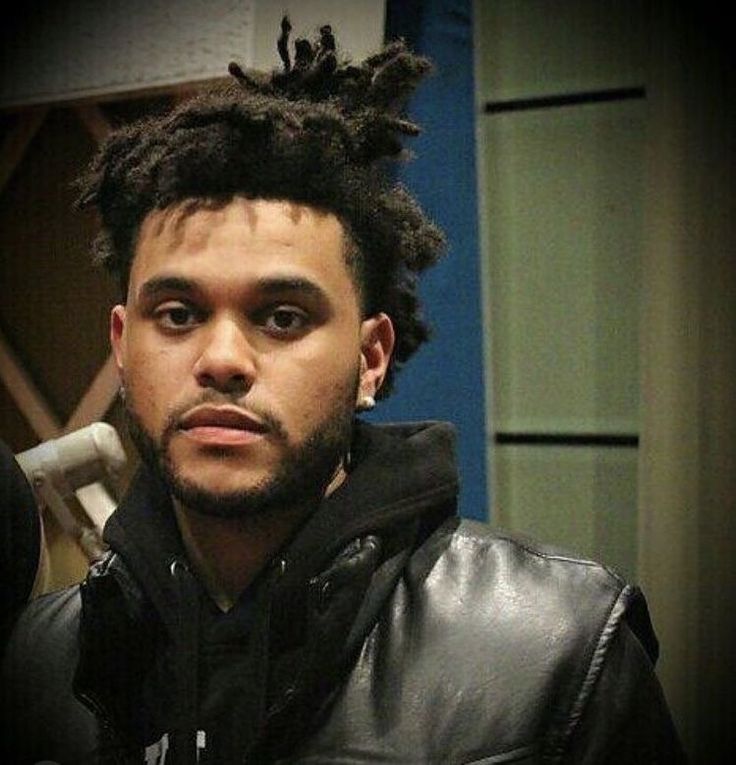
[{"xmin": 564, "ymin": 597, "xmax": 688, "ymax": 764}]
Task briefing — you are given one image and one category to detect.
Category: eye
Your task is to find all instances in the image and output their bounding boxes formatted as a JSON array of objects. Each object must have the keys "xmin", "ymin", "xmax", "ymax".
[
  {"xmin": 154, "ymin": 302, "xmax": 202, "ymax": 331},
  {"xmin": 260, "ymin": 306, "xmax": 310, "ymax": 337}
]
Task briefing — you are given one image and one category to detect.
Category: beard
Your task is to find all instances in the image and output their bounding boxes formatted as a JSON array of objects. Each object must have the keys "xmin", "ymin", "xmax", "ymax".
[{"xmin": 123, "ymin": 375, "xmax": 358, "ymax": 520}]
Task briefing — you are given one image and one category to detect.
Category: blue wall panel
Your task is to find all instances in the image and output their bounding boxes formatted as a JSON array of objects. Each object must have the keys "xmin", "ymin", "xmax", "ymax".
[{"xmin": 369, "ymin": 0, "xmax": 489, "ymax": 520}]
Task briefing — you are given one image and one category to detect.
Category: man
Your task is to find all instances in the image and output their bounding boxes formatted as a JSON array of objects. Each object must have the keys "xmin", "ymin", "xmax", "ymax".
[
  {"xmin": 0, "ymin": 440, "xmax": 41, "ymax": 637},
  {"xmin": 1, "ymin": 22, "xmax": 685, "ymax": 765}
]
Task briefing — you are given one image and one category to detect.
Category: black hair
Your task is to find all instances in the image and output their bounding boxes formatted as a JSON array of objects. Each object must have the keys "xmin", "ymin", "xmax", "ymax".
[{"xmin": 76, "ymin": 19, "xmax": 445, "ymax": 397}]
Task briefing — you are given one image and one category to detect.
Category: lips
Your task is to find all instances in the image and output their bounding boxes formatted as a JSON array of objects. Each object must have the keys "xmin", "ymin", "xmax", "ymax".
[{"xmin": 178, "ymin": 405, "xmax": 269, "ymax": 445}]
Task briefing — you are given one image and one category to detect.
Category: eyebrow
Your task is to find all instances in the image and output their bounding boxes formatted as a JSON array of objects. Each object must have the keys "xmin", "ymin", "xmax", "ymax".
[
  {"xmin": 137, "ymin": 275, "xmax": 196, "ymax": 302},
  {"xmin": 136, "ymin": 274, "xmax": 330, "ymax": 304},
  {"xmin": 253, "ymin": 276, "xmax": 329, "ymax": 303}
]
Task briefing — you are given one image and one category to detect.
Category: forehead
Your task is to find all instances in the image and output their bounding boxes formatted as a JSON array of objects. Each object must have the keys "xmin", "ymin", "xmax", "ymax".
[{"xmin": 129, "ymin": 197, "xmax": 354, "ymax": 294}]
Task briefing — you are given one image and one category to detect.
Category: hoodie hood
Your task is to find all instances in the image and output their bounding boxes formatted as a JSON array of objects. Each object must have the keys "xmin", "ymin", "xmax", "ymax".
[{"xmin": 272, "ymin": 419, "xmax": 458, "ymax": 586}]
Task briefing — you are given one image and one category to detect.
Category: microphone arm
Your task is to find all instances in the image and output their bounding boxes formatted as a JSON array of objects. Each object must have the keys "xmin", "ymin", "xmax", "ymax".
[{"xmin": 16, "ymin": 423, "xmax": 127, "ymax": 561}]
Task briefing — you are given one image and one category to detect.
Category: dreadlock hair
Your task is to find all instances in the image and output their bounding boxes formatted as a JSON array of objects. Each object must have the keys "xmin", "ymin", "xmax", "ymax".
[{"xmin": 76, "ymin": 18, "xmax": 445, "ymax": 398}]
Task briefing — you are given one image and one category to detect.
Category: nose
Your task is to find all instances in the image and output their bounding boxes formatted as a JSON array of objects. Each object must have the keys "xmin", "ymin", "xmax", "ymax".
[{"xmin": 192, "ymin": 316, "xmax": 256, "ymax": 394}]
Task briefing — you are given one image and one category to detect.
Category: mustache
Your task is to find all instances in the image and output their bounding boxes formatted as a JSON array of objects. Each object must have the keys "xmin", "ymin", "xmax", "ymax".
[{"xmin": 164, "ymin": 392, "xmax": 288, "ymax": 442}]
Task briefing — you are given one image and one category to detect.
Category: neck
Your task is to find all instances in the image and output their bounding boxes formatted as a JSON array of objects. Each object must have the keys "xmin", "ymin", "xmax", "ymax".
[
  {"xmin": 173, "ymin": 464, "xmax": 348, "ymax": 612},
  {"xmin": 173, "ymin": 500, "xmax": 307, "ymax": 611}
]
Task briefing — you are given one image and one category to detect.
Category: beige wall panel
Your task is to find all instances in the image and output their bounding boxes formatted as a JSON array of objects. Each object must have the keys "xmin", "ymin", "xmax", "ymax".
[
  {"xmin": 1, "ymin": 0, "xmax": 256, "ymax": 107},
  {"xmin": 493, "ymin": 444, "xmax": 638, "ymax": 579},
  {"xmin": 2, "ymin": 0, "xmax": 385, "ymax": 107},
  {"xmin": 482, "ymin": 100, "xmax": 645, "ymax": 434},
  {"xmin": 475, "ymin": 0, "xmax": 647, "ymax": 101}
]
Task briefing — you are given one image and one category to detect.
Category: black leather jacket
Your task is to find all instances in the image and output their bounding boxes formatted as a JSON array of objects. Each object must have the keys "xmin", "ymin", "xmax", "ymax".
[{"xmin": 1, "ymin": 422, "xmax": 685, "ymax": 764}]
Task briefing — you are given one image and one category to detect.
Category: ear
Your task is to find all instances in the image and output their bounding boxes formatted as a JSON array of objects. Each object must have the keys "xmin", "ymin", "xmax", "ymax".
[
  {"xmin": 110, "ymin": 304, "xmax": 127, "ymax": 375},
  {"xmin": 358, "ymin": 313, "xmax": 395, "ymax": 404}
]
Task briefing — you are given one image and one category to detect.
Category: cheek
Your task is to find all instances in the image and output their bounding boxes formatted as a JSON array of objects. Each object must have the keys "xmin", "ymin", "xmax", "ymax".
[
  {"xmin": 282, "ymin": 336, "xmax": 357, "ymax": 388},
  {"xmin": 281, "ymin": 351, "xmax": 359, "ymax": 426},
  {"xmin": 124, "ymin": 344, "xmax": 186, "ymax": 421}
]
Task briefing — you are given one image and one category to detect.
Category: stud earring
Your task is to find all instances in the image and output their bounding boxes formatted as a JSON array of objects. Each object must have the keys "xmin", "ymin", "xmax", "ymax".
[{"xmin": 356, "ymin": 395, "xmax": 376, "ymax": 412}]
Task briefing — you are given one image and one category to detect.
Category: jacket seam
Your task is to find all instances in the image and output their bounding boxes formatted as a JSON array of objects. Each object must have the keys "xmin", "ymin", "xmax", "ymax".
[
  {"xmin": 457, "ymin": 527, "xmax": 626, "ymax": 584},
  {"xmin": 547, "ymin": 583, "xmax": 634, "ymax": 761}
]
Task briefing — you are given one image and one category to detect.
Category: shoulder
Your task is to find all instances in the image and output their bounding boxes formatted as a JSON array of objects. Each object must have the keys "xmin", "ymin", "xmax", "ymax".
[
  {"xmin": 420, "ymin": 519, "xmax": 658, "ymax": 659},
  {"xmin": 420, "ymin": 517, "xmax": 657, "ymax": 663},
  {"xmin": 415, "ymin": 518, "xmax": 633, "ymax": 614},
  {"xmin": 402, "ymin": 518, "xmax": 657, "ymax": 711},
  {"xmin": 373, "ymin": 516, "xmax": 645, "ymax": 670},
  {"xmin": 439, "ymin": 517, "xmax": 625, "ymax": 578},
  {"xmin": 308, "ymin": 519, "xmax": 660, "ymax": 761}
]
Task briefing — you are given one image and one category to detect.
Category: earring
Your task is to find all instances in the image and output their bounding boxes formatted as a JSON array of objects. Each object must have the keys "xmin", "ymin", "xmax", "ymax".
[
  {"xmin": 356, "ymin": 395, "xmax": 376, "ymax": 412},
  {"xmin": 119, "ymin": 385, "xmax": 126, "ymax": 402}
]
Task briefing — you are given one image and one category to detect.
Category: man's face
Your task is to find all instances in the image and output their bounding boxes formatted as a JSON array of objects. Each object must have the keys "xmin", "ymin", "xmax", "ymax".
[{"xmin": 111, "ymin": 197, "xmax": 393, "ymax": 516}]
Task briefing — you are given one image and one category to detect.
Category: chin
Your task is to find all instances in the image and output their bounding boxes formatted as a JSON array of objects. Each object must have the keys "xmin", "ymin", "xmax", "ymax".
[
  {"xmin": 169, "ymin": 474, "xmax": 290, "ymax": 519},
  {"xmin": 175, "ymin": 463, "xmax": 272, "ymax": 500}
]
